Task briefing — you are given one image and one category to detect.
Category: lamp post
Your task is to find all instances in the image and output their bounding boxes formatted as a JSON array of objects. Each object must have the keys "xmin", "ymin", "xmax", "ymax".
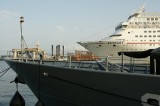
[{"xmin": 20, "ymin": 16, "xmax": 24, "ymax": 59}]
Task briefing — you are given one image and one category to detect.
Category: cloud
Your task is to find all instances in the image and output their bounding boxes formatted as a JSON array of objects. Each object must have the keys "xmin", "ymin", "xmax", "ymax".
[
  {"xmin": 0, "ymin": 48, "xmax": 12, "ymax": 51},
  {"xmin": 55, "ymin": 25, "xmax": 67, "ymax": 34},
  {"xmin": 0, "ymin": 10, "xmax": 18, "ymax": 19}
]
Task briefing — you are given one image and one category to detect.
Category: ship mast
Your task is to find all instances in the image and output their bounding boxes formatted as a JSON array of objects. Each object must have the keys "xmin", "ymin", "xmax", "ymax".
[{"xmin": 20, "ymin": 16, "xmax": 24, "ymax": 59}]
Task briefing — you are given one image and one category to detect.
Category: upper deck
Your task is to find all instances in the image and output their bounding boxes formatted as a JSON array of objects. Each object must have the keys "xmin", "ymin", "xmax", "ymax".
[
  {"xmin": 139, "ymin": 12, "xmax": 160, "ymax": 17},
  {"xmin": 116, "ymin": 12, "xmax": 160, "ymax": 31}
]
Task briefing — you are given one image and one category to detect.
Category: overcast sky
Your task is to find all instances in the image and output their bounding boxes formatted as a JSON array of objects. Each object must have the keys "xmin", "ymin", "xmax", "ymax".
[{"xmin": 0, "ymin": 0, "xmax": 160, "ymax": 55}]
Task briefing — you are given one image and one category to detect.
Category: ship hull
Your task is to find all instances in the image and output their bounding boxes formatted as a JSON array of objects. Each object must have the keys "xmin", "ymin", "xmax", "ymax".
[
  {"xmin": 5, "ymin": 59, "xmax": 160, "ymax": 106},
  {"xmin": 77, "ymin": 41, "xmax": 151, "ymax": 64}
]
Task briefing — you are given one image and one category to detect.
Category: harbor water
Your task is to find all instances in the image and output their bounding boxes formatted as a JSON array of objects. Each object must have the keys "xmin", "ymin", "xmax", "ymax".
[{"xmin": 0, "ymin": 60, "xmax": 37, "ymax": 106}]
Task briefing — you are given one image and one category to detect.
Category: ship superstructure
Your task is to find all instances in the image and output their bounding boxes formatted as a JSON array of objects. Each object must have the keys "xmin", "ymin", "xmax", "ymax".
[{"xmin": 78, "ymin": 6, "xmax": 160, "ymax": 63}]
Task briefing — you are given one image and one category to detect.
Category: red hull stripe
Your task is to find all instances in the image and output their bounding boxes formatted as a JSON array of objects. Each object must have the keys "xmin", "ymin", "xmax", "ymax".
[{"xmin": 127, "ymin": 42, "xmax": 160, "ymax": 44}]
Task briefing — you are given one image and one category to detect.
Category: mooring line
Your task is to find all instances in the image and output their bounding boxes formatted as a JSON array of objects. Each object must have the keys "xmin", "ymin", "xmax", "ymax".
[{"xmin": 0, "ymin": 67, "xmax": 11, "ymax": 77}]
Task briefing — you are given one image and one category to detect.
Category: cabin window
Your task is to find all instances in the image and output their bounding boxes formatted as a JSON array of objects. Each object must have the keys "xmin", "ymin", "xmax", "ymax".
[
  {"xmin": 151, "ymin": 18, "xmax": 154, "ymax": 21},
  {"xmin": 157, "ymin": 35, "xmax": 160, "ymax": 37},
  {"xmin": 149, "ymin": 31, "xmax": 152, "ymax": 33},
  {"xmin": 110, "ymin": 34, "xmax": 122, "ymax": 37},
  {"xmin": 155, "ymin": 18, "xmax": 158, "ymax": 21},
  {"xmin": 135, "ymin": 35, "xmax": 138, "ymax": 37},
  {"xmin": 147, "ymin": 18, "xmax": 150, "ymax": 21},
  {"xmin": 153, "ymin": 35, "xmax": 156, "ymax": 37},
  {"xmin": 144, "ymin": 31, "xmax": 147, "ymax": 33},
  {"xmin": 140, "ymin": 35, "xmax": 143, "ymax": 37},
  {"xmin": 144, "ymin": 35, "xmax": 147, "ymax": 37},
  {"xmin": 149, "ymin": 35, "xmax": 152, "ymax": 37},
  {"xmin": 153, "ymin": 31, "xmax": 156, "ymax": 33}
]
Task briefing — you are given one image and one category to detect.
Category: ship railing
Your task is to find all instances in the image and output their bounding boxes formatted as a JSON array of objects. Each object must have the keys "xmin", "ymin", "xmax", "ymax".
[
  {"xmin": 118, "ymin": 53, "xmax": 150, "ymax": 74},
  {"xmin": 46, "ymin": 55, "xmax": 150, "ymax": 73},
  {"xmin": 140, "ymin": 12, "xmax": 160, "ymax": 17},
  {"xmin": 98, "ymin": 55, "xmax": 150, "ymax": 74},
  {"xmin": 9, "ymin": 54, "xmax": 151, "ymax": 74},
  {"xmin": 50, "ymin": 59, "xmax": 100, "ymax": 70},
  {"xmin": 108, "ymin": 63, "xmax": 131, "ymax": 72},
  {"xmin": 96, "ymin": 59, "xmax": 131, "ymax": 72}
]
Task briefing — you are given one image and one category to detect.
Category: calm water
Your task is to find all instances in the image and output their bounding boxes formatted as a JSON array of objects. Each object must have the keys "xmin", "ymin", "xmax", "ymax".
[{"xmin": 0, "ymin": 60, "xmax": 37, "ymax": 106}]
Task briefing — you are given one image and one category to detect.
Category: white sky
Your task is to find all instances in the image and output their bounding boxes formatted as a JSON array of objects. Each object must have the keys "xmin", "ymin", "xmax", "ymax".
[{"xmin": 0, "ymin": 0, "xmax": 160, "ymax": 55}]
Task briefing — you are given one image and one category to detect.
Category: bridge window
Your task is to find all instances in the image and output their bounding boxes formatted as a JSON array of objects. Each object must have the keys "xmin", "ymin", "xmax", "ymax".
[
  {"xmin": 147, "ymin": 18, "xmax": 150, "ymax": 21},
  {"xmin": 110, "ymin": 34, "xmax": 122, "ymax": 37},
  {"xmin": 155, "ymin": 18, "xmax": 158, "ymax": 21}
]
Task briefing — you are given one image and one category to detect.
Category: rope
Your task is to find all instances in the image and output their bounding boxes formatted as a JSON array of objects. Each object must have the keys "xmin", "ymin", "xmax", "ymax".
[
  {"xmin": 0, "ymin": 67, "xmax": 11, "ymax": 77},
  {"xmin": 45, "ymin": 73, "xmax": 152, "ymax": 105}
]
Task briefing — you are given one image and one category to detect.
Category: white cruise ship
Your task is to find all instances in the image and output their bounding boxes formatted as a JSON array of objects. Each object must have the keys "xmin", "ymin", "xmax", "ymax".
[{"xmin": 78, "ymin": 6, "xmax": 160, "ymax": 63}]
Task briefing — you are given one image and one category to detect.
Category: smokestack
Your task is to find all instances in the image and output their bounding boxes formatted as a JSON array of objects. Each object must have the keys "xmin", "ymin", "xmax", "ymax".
[
  {"xmin": 62, "ymin": 45, "xmax": 64, "ymax": 57},
  {"xmin": 51, "ymin": 45, "xmax": 54, "ymax": 56},
  {"xmin": 56, "ymin": 45, "xmax": 60, "ymax": 56}
]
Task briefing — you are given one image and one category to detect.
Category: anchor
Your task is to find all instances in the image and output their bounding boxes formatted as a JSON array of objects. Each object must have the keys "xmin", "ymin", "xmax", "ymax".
[
  {"xmin": 10, "ymin": 76, "xmax": 26, "ymax": 84},
  {"xmin": 10, "ymin": 76, "xmax": 26, "ymax": 106}
]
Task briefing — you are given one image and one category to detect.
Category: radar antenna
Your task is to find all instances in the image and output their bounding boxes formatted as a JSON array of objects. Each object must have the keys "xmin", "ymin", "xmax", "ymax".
[
  {"xmin": 137, "ymin": 3, "xmax": 146, "ymax": 13},
  {"xmin": 131, "ymin": 4, "xmax": 146, "ymax": 15}
]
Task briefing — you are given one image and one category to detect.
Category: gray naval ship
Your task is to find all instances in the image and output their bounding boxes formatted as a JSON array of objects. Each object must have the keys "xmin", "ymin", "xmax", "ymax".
[{"xmin": 5, "ymin": 47, "xmax": 160, "ymax": 106}]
